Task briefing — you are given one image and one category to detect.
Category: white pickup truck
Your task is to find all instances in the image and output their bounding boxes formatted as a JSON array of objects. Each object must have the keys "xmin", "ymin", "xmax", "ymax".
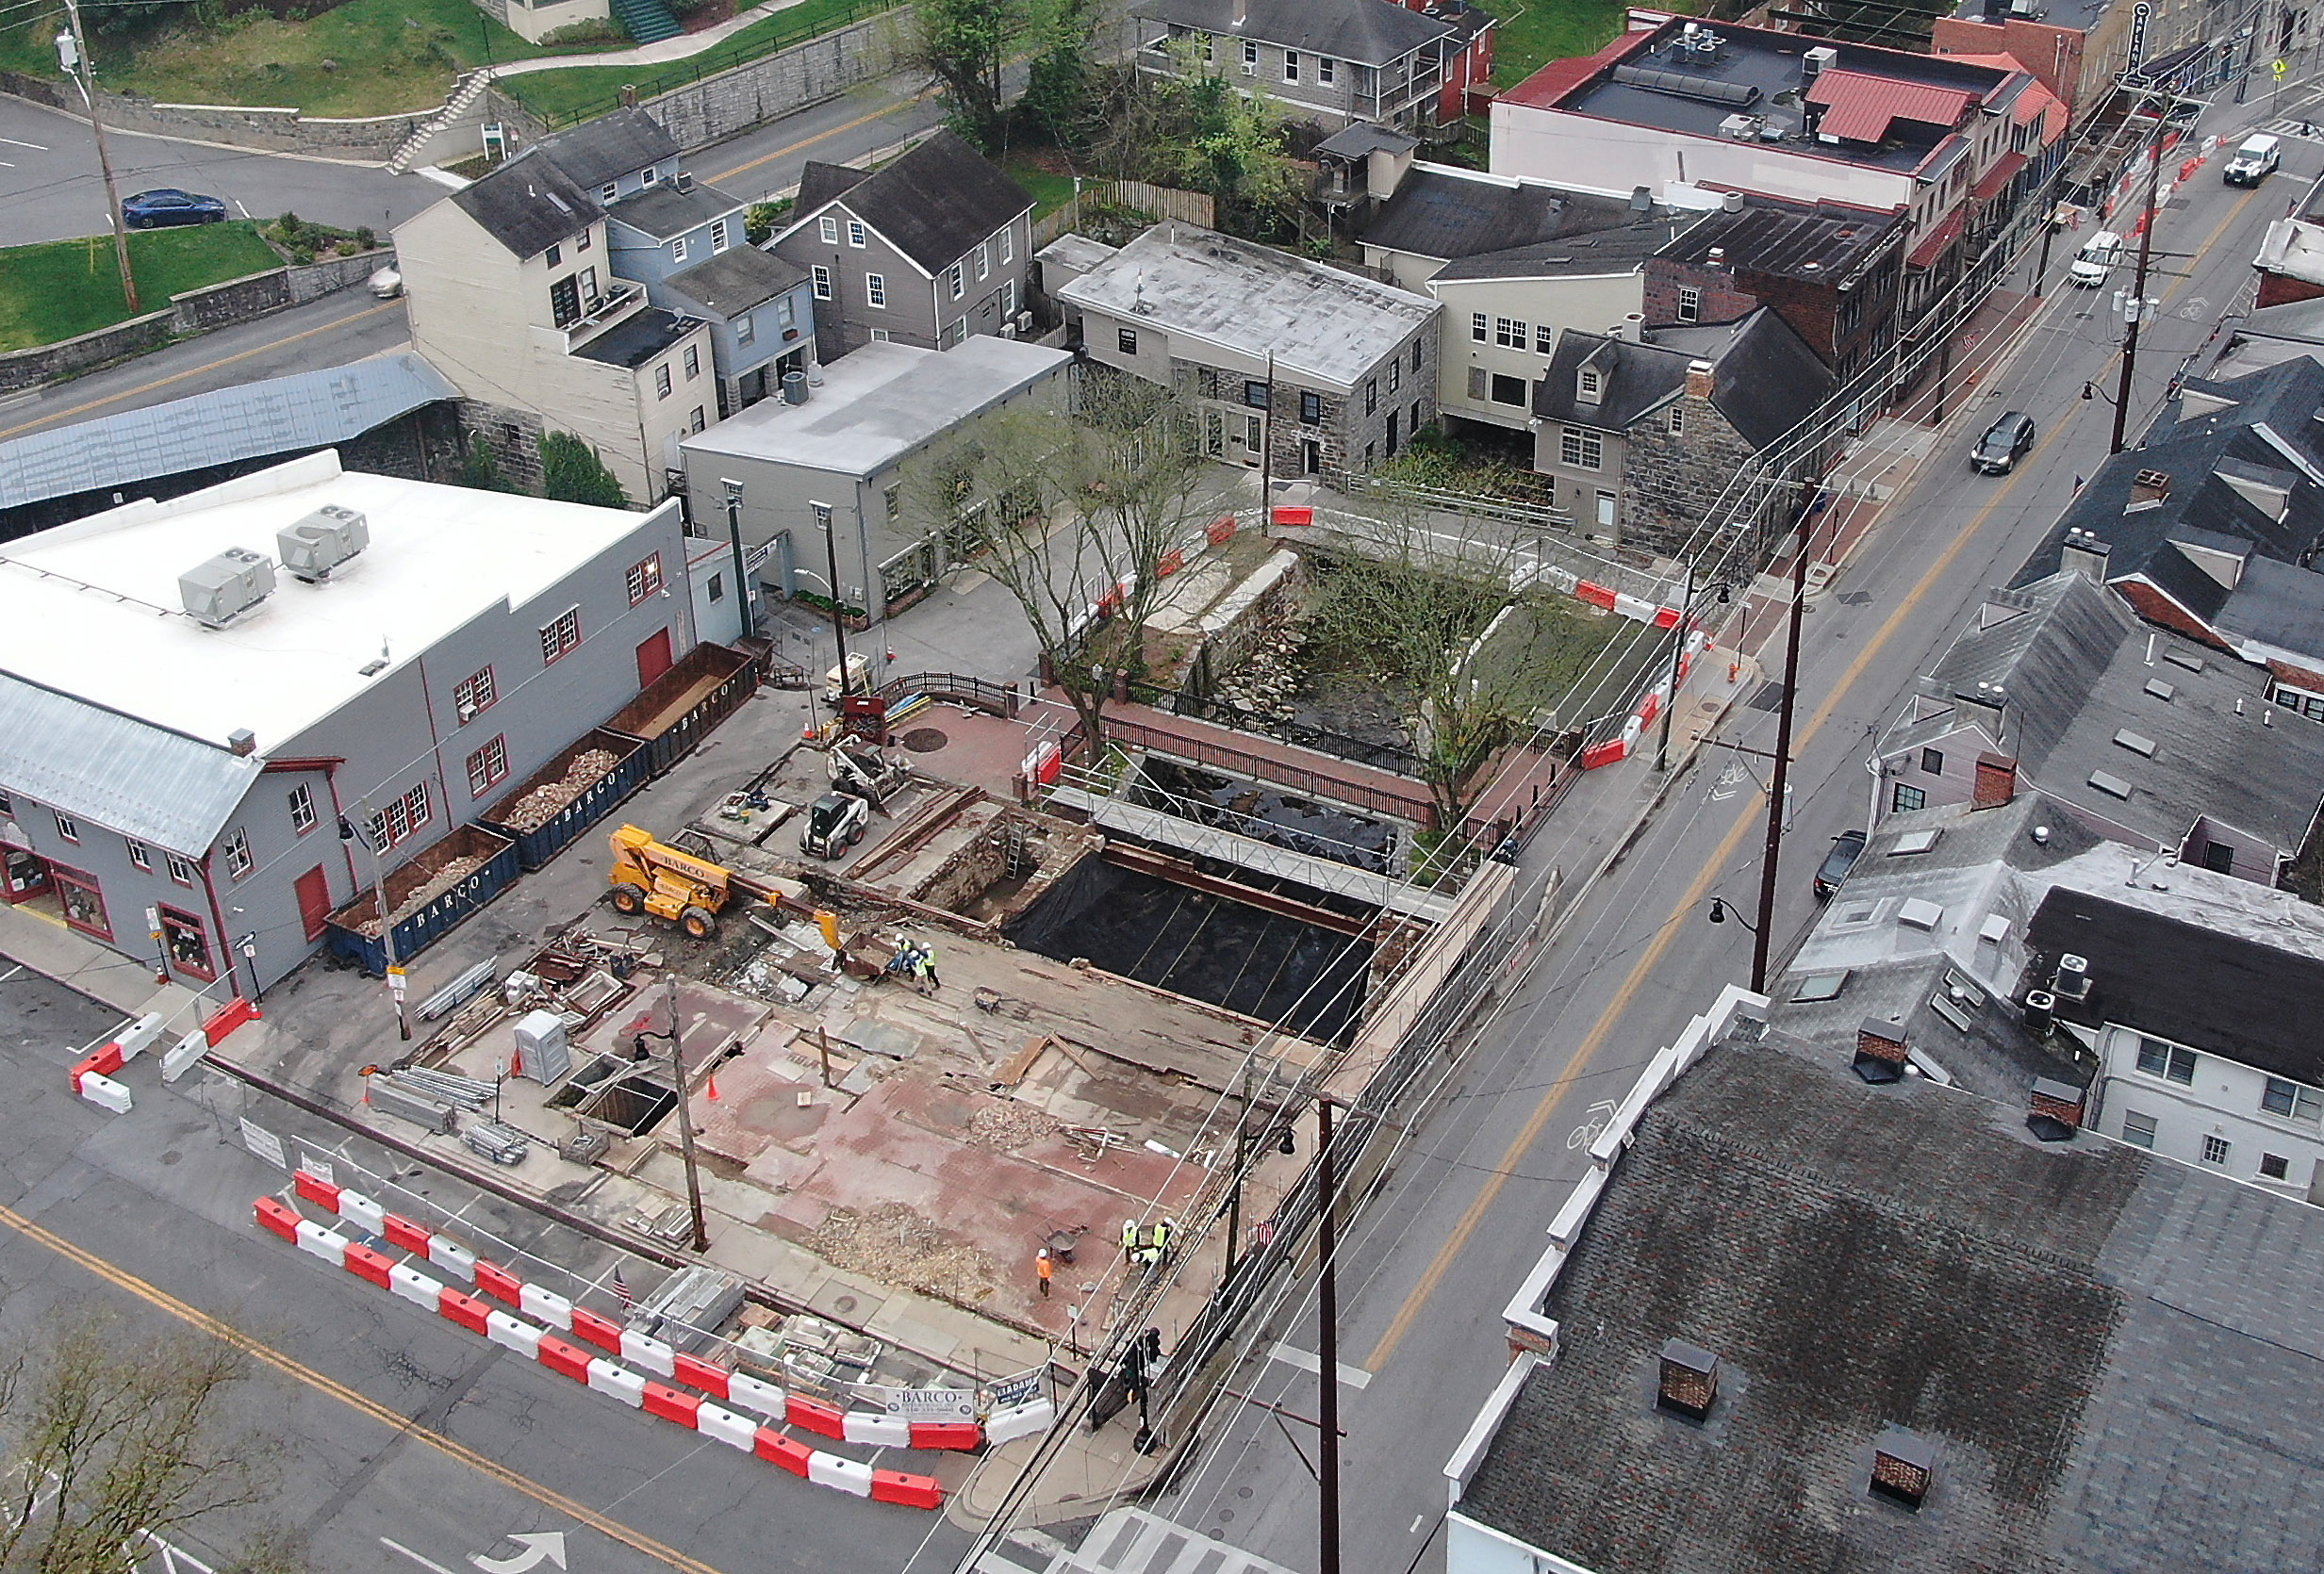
[
  {"xmin": 2069, "ymin": 231, "xmax": 2124, "ymax": 287},
  {"xmin": 2225, "ymin": 134, "xmax": 2283, "ymax": 186}
]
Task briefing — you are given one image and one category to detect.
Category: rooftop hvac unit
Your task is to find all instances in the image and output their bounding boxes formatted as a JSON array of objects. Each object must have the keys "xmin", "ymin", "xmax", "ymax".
[
  {"xmin": 1721, "ymin": 113, "xmax": 1760, "ymax": 141},
  {"xmin": 1614, "ymin": 63, "xmax": 1761, "ymax": 107},
  {"xmin": 178, "ymin": 548, "xmax": 276, "ymax": 629},
  {"xmin": 276, "ymin": 504, "xmax": 370, "ymax": 582},
  {"xmin": 1804, "ymin": 45, "xmax": 1838, "ymax": 77},
  {"xmin": 2052, "ymin": 952, "xmax": 2092, "ymax": 1002}
]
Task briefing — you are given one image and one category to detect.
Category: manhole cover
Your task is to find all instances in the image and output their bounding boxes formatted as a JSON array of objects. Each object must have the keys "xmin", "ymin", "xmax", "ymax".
[
  {"xmin": 899, "ymin": 727, "xmax": 948, "ymax": 752},
  {"xmin": 1747, "ymin": 680, "xmax": 1789, "ymax": 713}
]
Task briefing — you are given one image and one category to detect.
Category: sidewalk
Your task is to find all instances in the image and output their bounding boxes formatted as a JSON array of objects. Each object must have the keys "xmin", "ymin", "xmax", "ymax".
[{"xmin": 488, "ymin": 0, "xmax": 828, "ymax": 79}]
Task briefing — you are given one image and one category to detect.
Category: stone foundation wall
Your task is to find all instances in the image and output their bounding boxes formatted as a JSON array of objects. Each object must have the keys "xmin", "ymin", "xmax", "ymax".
[
  {"xmin": 635, "ymin": 17, "xmax": 901, "ymax": 156},
  {"xmin": 456, "ymin": 402, "xmax": 548, "ymax": 493},
  {"xmin": 0, "ymin": 71, "xmax": 431, "ymax": 159}
]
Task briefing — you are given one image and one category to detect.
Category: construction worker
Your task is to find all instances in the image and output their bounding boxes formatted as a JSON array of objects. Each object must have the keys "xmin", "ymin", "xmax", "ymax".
[
  {"xmin": 1121, "ymin": 1218, "xmax": 1139, "ymax": 1260},
  {"xmin": 1037, "ymin": 1247, "xmax": 1053, "ymax": 1297},
  {"xmin": 916, "ymin": 939, "xmax": 942, "ymax": 992},
  {"xmin": 1147, "ymin": 1218, "xmax": 1172, "ymax": 1265}
]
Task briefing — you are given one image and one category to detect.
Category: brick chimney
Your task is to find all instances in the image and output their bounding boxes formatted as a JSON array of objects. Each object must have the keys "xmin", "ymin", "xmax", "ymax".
[
  {"xmin": 1970, "ymin": 752, "xmax": 2018, "ymax": 810},
  {"xmin": 1685, "ymin": 359, "xmax": 1715, "ymax": 400},
  {"xmin": 1871, "ymin": 1427, "xmax": 1936, "ymax": 1510},
  {"xmin": 1656, "ymin": 1339, "xmax": 1720, "ymax": 1421},
  {"xmin": 2128, "ymin": 467, "xmax": 2172, "ymax": 510},
  {"xmin": 2028, "ymin": 1077, "xmax": 2085, "ymax": 1140},
  {"xmin": 1854, "ymin": 1018, "xmax": 1907, "ymax": 1083},
  {"xmin": 2060, "ymin": 527, "xmax": 2112, "ymax": 581}
]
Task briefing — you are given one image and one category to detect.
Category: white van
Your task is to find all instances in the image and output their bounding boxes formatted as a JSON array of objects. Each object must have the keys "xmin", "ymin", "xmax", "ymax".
[
  {"xmin": 2069, "ymin": 231, "xmax": 2123, "ymax": 287},
  {"xmin": 2225, "ymin": 133, "xmax": 2283, "ymax": 186}
]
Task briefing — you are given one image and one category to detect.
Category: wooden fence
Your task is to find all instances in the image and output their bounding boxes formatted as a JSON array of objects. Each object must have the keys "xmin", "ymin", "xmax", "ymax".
[{"xmin": 1032, "ymin": 181, "xmax": 1215, "ymax": 247}]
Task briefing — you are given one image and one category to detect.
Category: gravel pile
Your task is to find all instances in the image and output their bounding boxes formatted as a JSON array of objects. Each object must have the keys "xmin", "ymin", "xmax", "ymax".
[
  {"xmin": 495, "ymin": 747, "xmax": 620, "ymax": 831},
  {"xmin": 356, "ymin": 855, "xmax": 486, "ymax": 936},
  {"xmin": 803, "ymin": 1203, "xmax": 997, "ymax": 1306}
]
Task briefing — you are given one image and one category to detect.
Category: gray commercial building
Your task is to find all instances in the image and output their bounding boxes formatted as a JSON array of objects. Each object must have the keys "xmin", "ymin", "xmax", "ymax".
[
  {"xmin": 0, "ymin": 451, "xmax": 691, "ymax": 996},
  {"xmin": 680, "ymin": 336, "xmax": 1071, "ymax": 621}
]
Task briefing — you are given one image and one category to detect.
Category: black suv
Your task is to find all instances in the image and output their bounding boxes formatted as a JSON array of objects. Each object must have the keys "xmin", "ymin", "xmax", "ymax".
[
  {"xmin": 1813, "ymin": 829, "xmax": 1868, "ymax": 900},
  {"xmin": 1970, "ymin": 411, "xmax": 2036, "ymax": 475}
]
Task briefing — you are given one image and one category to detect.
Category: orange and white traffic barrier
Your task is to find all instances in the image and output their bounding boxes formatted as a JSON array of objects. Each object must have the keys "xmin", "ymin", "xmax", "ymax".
[
  {"xmin": 279, "ymin": 1172, "xmax": 982, "ymax": 1451},
  {"xmin": 253, "ymin": 1195, "xmax": 945, "ymax": 1508}
]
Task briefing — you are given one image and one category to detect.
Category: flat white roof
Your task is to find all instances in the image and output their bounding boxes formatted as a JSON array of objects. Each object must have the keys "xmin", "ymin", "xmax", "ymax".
[
  {"xmin": 683, "ymin": 336, "xmax": 1072, "ymax": 480},
  {"xmin": 0, "ymin": 452, "xmax": 668, "ymax": 756}
]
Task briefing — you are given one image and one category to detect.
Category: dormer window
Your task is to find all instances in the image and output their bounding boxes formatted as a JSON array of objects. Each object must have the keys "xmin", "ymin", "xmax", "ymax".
[
  {"xmin": 1578, "ymin": 367, "xmax": 1603, "ymax": 402},
  {"xmin": 602, "ymin": 183, "xmax": 618, "ymax": 204},
  {"xmin": 641, "ymin": 166, "xmax": 658, "ymax": 187}
]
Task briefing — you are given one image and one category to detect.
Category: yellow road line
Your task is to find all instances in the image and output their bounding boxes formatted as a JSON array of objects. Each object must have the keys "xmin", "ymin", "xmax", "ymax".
[
  {"xmin": 0, "ymin": 300, "xmax": 403, "ymax": 443},
  {"xmin": 0, "ymin": 1201, "xmax": 726, "ymax": 1574},
  {"xmin": 1363, "ymin": 391, "xmax": 2077, "ymax": 1371},
  {"xmin": 702, "ymin": 92, "xmax": 932, "ymax": 185}
]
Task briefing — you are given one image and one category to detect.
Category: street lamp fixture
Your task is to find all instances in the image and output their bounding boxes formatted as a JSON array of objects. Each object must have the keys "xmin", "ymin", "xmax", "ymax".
[{"xmin": 1706, "ymin": 896, "xmax": 1759, "ymax": 933}]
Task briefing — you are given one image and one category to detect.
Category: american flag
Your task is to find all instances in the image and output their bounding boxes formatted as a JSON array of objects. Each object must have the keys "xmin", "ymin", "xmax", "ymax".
[{"xmin": 612, "ymin": 1266, "xmax": 635, "ymax": 1311}]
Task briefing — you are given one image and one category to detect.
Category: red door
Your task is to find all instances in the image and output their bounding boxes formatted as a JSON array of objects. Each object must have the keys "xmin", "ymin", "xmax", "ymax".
[
  {"xmin": 635, "ymin": 627, "xmax": 674, "ymax": 689},
  {"xmin": 294, "ymin": 865, "xmax": 332, "ymax": 943}
]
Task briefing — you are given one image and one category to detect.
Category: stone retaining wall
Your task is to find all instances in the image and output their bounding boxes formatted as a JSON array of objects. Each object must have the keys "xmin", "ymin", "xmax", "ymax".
[
  {"xmin": 632, "ymin": 16, "xmax": 901, "ymax": 156},
  {"xmin": 0, "ymin": 71, "xmax": 430, "ymax": 160}
]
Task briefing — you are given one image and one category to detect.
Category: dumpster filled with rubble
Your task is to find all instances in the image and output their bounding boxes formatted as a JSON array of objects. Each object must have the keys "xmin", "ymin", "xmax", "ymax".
[
  {"xmin": 477, "ymin": 728, "xmax": 649, "ymax": 871},
  {"xmin": 322, "ymin": 825, "xmax": 520, "ymax": 976}
]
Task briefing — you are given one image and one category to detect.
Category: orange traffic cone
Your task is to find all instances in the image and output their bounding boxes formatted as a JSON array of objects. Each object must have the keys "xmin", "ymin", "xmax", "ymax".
[{"xmin": 705, "ymin": 1073, "xmax": 721, "ymax": 1101}]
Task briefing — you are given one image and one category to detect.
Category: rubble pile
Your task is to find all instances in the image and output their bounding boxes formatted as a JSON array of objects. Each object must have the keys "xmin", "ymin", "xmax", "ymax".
[
  {"xmin": 966, "ymin": 1100, "xmax": 1063, "ymax": 1150},
  {"xmin": 357, "ymin": 856, "xmax": 486, "ymax": 935},
  {"xmin": 497, "ymin": 747, "xmax": 620, "ymax": 831},
  {"xmin": 1211, "ymin": 621, "xmax": 1306, "ymax": 725},
  {"xmin": 803, "ymin": 1203, "xmax": 997, "ymax": 1306}
]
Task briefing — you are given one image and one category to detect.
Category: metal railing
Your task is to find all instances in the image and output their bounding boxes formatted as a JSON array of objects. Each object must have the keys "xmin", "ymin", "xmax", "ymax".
[
  {"xmin": 1125, "ymin": 680, "xmax": 1425, "ymax": 777},
  {"xmin": 1097, "ymin": 712, "xmax": 1441, "ymax": 827}
]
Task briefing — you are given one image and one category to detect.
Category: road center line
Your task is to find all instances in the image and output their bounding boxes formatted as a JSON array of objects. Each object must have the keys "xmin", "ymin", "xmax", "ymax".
[
  {"xmin": 702, "ymin": 91, "xmax": 933, "ymax": 186},
  {"xmin": 0, "ymin": 1200, "xmax": 725, "ymax": 1574}
]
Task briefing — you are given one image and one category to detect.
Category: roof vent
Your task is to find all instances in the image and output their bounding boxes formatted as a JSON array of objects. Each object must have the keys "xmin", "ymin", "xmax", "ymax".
[
  {"xmin": 277, "ymin": 504, "xmax": 370, "ymax": 582},
  {"xmin": 1871, "ymin": 1427, "xmax": 1936, "ymax": 1510},
  {"xmin": 2028, "ymin": 1076, "xmax": 2085, "ymax": 1140},
  {"xmin": 2052, "ymin": 953, "xmax": 2092, "ymax": 1002},
  {"xmin": 1656, "ymin": 1339, "xmax": 1720, "ymax": 1421},
  {"xmin": 1896, "ymin": 897, "xmax": 1944, "ymax": 931},
  {"xmin": 672, "ymin": 170, "xmax": 694, "ymax": 194},
  {"xmin": 178, "ymin": 548, "xmax": 276, "ymax": 629},
  {"xmin": 2024, "ymin": 987, "xmax": 2056, "ymax": 1030},
  {"xmin": 2113, "ymin": 729, "xmax": 2157, "ymax": 757}
]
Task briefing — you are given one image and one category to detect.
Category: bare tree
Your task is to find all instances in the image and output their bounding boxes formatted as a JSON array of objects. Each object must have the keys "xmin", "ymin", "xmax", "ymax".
[
  {"xmin": 1301, "ymin": 504, "xmax": 1568, "ymax": 829},
  {"xmin": 0, "ymin": 1311, "xmax": 298, "ymax": 1574},
  {"xmin": 906, "ymin": 370, "xmax": 1236, "ymax": 755}
]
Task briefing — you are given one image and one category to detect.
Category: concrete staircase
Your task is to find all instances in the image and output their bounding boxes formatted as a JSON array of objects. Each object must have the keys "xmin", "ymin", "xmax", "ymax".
[
  {"xmin": 611, "ymin": 0, "xmax": 684, "ymax": 45},
  {"xmin": 386, "ymin": 68, "xmax": 495, "ymax": 175}
]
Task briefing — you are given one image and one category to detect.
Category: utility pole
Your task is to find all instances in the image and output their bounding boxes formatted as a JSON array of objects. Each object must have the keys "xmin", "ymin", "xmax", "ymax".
[
  {"xmin": 719, "ymin": 478, "xmax": 756, "ymax": 640},
  {"xmin": 1750, "ymin": 508, "xmax": 1809, "ymax": 994},
  {"xmin": 662, "ymin": 972, "xmax": 712, "ymax": 1253},
  {"xmin": 819, "ymin": 506, "xmax": 855, "ymax": 711},
  {"xmin": 58, "ymin": 0, "xmax": 138, "ymax": 316},
  {"xmin": 351, "ymin": 801, "xmax": 410, "ymax": 1041},
  {"xmin": 1315, "ymin": 1095, "xmax": 1342, "ymax": 1574},
  {"xmin": 1223, "ymin": 1059, "xmax": 1253, "ymax": 1287},
  {"xmin": 1654, "ymin": 556, "xmax": 1695, "ymax": 773},
  {"xmin": 2110, "ymin": 98, "xmax": 2170, "ymax": 454}
]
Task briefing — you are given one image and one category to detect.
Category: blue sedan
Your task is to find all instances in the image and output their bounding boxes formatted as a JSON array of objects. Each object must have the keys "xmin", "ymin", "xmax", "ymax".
[{"xmin": 122, "ymin": 189, "xmax": 229, "ymax": 228}]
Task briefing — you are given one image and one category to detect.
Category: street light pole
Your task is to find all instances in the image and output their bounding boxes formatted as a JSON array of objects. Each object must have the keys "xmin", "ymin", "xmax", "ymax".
[
  {"xmin": 1654, "ymin": 555, "xmax": 1695, "ymax": 773},
  {"xmin": 1750, "ymin": 506, "xmax": 1809, "ymax": 994},
  {"xmin": 349, "ymin": 800, "xmax": 410, "ymax": 1041},
  {"xmin": 661, "ymin": 971, "xmax": 712, "ymax": 1254},
  {"xmin": 2110, "ymin": 99, "xmax": 2171, "ymax": 454},
  {"xmin": 1315, "ymin": 1095, "xmax": 1342, "ymax": 1574},
  {"xmin": 718, "ymin": 477, "xmax": 756, "ymax": 639},
  {"xmin": 819, "ymin": 508, "xmax": 855, "ymax": 707},
  {"xmin": 58, "ymin": 0, "xmax": 138, "ymax": 316}
]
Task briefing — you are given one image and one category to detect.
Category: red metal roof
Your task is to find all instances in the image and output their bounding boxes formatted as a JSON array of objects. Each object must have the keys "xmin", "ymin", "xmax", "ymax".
[
  {"xmin": 1972, "ymin": 150, "xmax": 2028, "ymax": 201},
  {"xmin": 1906, "ymin": 209, "xmax": 1967, "ymax": 270},
  {"xmin": 1806, "ymin": 69, "xmax": 1977, "ymax": 144},
  {"xmin": 1498, "ymin": 28, "xmax": 1656, "ymax": 108}
]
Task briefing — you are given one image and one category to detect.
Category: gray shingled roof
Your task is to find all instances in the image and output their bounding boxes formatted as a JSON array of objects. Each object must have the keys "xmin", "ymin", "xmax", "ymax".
[
  {"xmin": 1313, "ymin": 123, "xmax": 1419, "ymax": 160},
  {"xmin": 788, "ymin": 131, "xmax": 1032, "ymax": 274},
  {"xmin": 1134, "ymin": 0, "xmax": 1452, "ymax": 66},
  {"xmin": 0, "ymin": 672, "xmax": 262, "ymax": 855},
  {"xmin": 1887, "ymin": 571, "xmax": 2138, "ymax": 769},
  {"xmin": 1365, "ymin": 168, "xmax": 1664, "ymax": 264},
  {"xmin": 1654, "ymin": 195, "xmax": 1905, "ymax": 287},
  {"xmin": 0, "ymin": 353, "xmax": 457, "ymax": 512},
  {"xmin": 571, "ymin": 306, "xmax": 696, "ymax": 369},
  {"xmin": 533, "ymin": 107, "xmax": 680, "ymax": 192},
  {"xmin": 662, "ymin": 245, "xmax": 808, "ymax": 318},
  {"xmin": 603, "ymin": 178, "xmax": 744, "ymax": 241},
  {"xmin": 452, "ymin": 153, "xmax": 602, "ymax": 260},
  {"xmin": 1458, "ymin": 1025, "xmax": 2324, "ymax": 1573},
  {"xmin": 1534, "ymin": 308, "xmax": 1833, "ymax": 450}
]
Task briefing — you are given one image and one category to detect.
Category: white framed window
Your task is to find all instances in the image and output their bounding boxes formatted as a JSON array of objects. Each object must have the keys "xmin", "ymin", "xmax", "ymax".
[
  {"xmin": 999, "ymin": 228, "xmax": 1014, "ymax": 264},
  {"xmin": 1579, "ymin": 367, "xmax": 1602, "ymax": 399},
  {"xmin": 2262, "ymin": 1075, "xmax": 2324, "ymax": 1123},
  {"xmin": 368, "ymin": 782, "xmax": 433, "ymax": 851},
  {"xmin": 1677, "ymin": 286, "xmax": 1701, "ymax": 323},
  {"xmin": 684, "ymin": 344, "xmax": 700, "ymax": 380},
  {"xmin": 165, "ymin": 852, "xmax": 193, "ymax": 886},
  {"xmin": 1670, "ymin": 406, "xmax": 1686, "ymax": 435},
  {"xmin": 2201, "ymin": 1134, "xmax": 2232, "ymax": 1166},
  {"xmin": 53, "ymin": 810, "xmax": 76, "ymax": 843},
  {"xmin": 1003, "ymin": 279, "xmax": 1018, "ymax": 315},
  {"xmin": 288, "ymin": 781, "xmax": 317, "ymax": 834},
  {"xmin": 847, "ymin": 217, "xmax": 866, "ymax": 248},
  {"xmin": 1284, "ymin": 50, "xmax": 1301, "ymax": 84},
  {"xmin": 812, "ymin": 265, "xmax": 832, "ymax": 300},
  {"xmin": 126, "ymin": 839, "xmax": 151, "ymax": 871},
  {"xmin": 2135, "ymin": 1036, "xmax": 2197, "ymax": 1085},
  {"xmin": 1389, "ymin": 356, "xmax": 1400, "ymax": 393},
  {"xmin": 672, "ymin": 237, "xmax": 689, "ymax": 265},
  {"xmin": 1320, "ymin": 57, "xmax": 1335, "ymax": 84},
  {"xmin": 1494, "ymin": 318, "xmax": 1525, "ymax": 349},
  {"xmin": 603, "ymin": 183, "xmax": 620, "ymax": 205},
  {"xmin": 655, "ymin": 363, "xmax": 672, "ymax": 399},
  {"xmin": 576, "ymin": 226, "xmax": 590, "ymax": 253},
  {"xmin": 1243, "ymin": 40, "xmax": 1258, "ymax": 74},
  {"xmin": 976, "ymin": 242, "xmax": 990, "ymax": 281},
  {"xmin": 467, "ymin": 735, "xmax": 509, "ymax": 798},
  {"xmin": 948, "ymin": 262, "xmax": 964, "ymax": 300},
  {"xmin": 641, "ymin": 165, "xmax": 657, "ymax": 187},
  {"xmin": 1471, "ymin": 312, "xmax": 1489, "ymax": 343},
  {"xmin": 866, "ymin": 272, "xmax": 886, "ymax": 307},
  {"xmin": 1536, "ymin": 323, "xmax": 1555, "ymax": 354},
  {"xmin": 687, "ymin": 405, "xmax": 705, "ymax": 434},
  {"xmin": 627, "ymin": 553, "xmax": 665, "ymax": 606},
  {"xmin": 710, "ymin": 217, "xmax": 730, "ymax": 254},
  {"xmin": 223, "ymin": 828, "xmax": 252, "ymax": 881},
  {"xmin": 453, "ymin": 664, "xmax": 496, "ymax": 721},
  {"xmin": 869, "ymin": 328, "xmax": 891, "ymax": 341},
  {"xmin": 819, "ymin": 214, "xmax": 838, "ymax": 244},
  {"xmin": 2121, "ymin": 1110, "xmax": 2157, "ymax": 1148},
  {"xmin": 540, "ymin": 606, "xmax": 582, "ymax": 665},
  {"xmin": 1559, "ymin": 428, "xmax": 1603, "ymax": 469}
]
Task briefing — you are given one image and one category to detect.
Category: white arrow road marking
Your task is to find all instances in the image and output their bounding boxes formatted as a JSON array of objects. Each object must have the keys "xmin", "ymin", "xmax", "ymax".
[{"xmin": 470, "ymin": 1532, "xmax": 569, "ymax": 1574}]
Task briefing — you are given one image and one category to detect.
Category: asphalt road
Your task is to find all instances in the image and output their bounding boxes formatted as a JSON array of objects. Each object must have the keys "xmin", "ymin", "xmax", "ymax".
[
  {"xmin": 1113, "ymin": 96, "xmax": 2324, "ymax": 1574},
  {"xmin": 0, "ymin": 962, "xmax": 971, "ymax": 1574}
]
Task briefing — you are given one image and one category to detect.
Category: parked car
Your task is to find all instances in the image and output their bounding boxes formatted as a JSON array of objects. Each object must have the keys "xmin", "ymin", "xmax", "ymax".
[
  {"xmin": 2224, "ymin": 134, "xmax": 2283, "ymax": 186},
  {"xmin": 122, "ymin": 189, "xmax": 229, "ymax": 228},
  {"xmin": 1970, "ymin": 411, "xmax": 2036, "ymax": 475},
  {"xmin": 2069, "ymin": 230, "xmax": 2123, "ymax": 287},
  {"xmin": 1813, "ymin": 828, "xmax": 1868, "ymax": 900}
]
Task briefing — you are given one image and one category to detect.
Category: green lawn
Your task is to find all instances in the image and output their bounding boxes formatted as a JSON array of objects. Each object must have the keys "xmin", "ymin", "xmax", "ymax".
[
  {"xmin": 0, "ymin": 0, "xmax": 632, "ymax": 118},
  {"xmin": 1478, "ymin": 0, "xmax": 1694, "ymax": 90},
  {"xmin": 500, "ymin": 0, "xmax": 904, "ymax": 125},
  {"xmin": 0, "ymin": 223, "xmax": 282, "ymax": 353},
  {"xmin": 1004, "ymin": 161, "xmax": 1078, "ymax": 219}
]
